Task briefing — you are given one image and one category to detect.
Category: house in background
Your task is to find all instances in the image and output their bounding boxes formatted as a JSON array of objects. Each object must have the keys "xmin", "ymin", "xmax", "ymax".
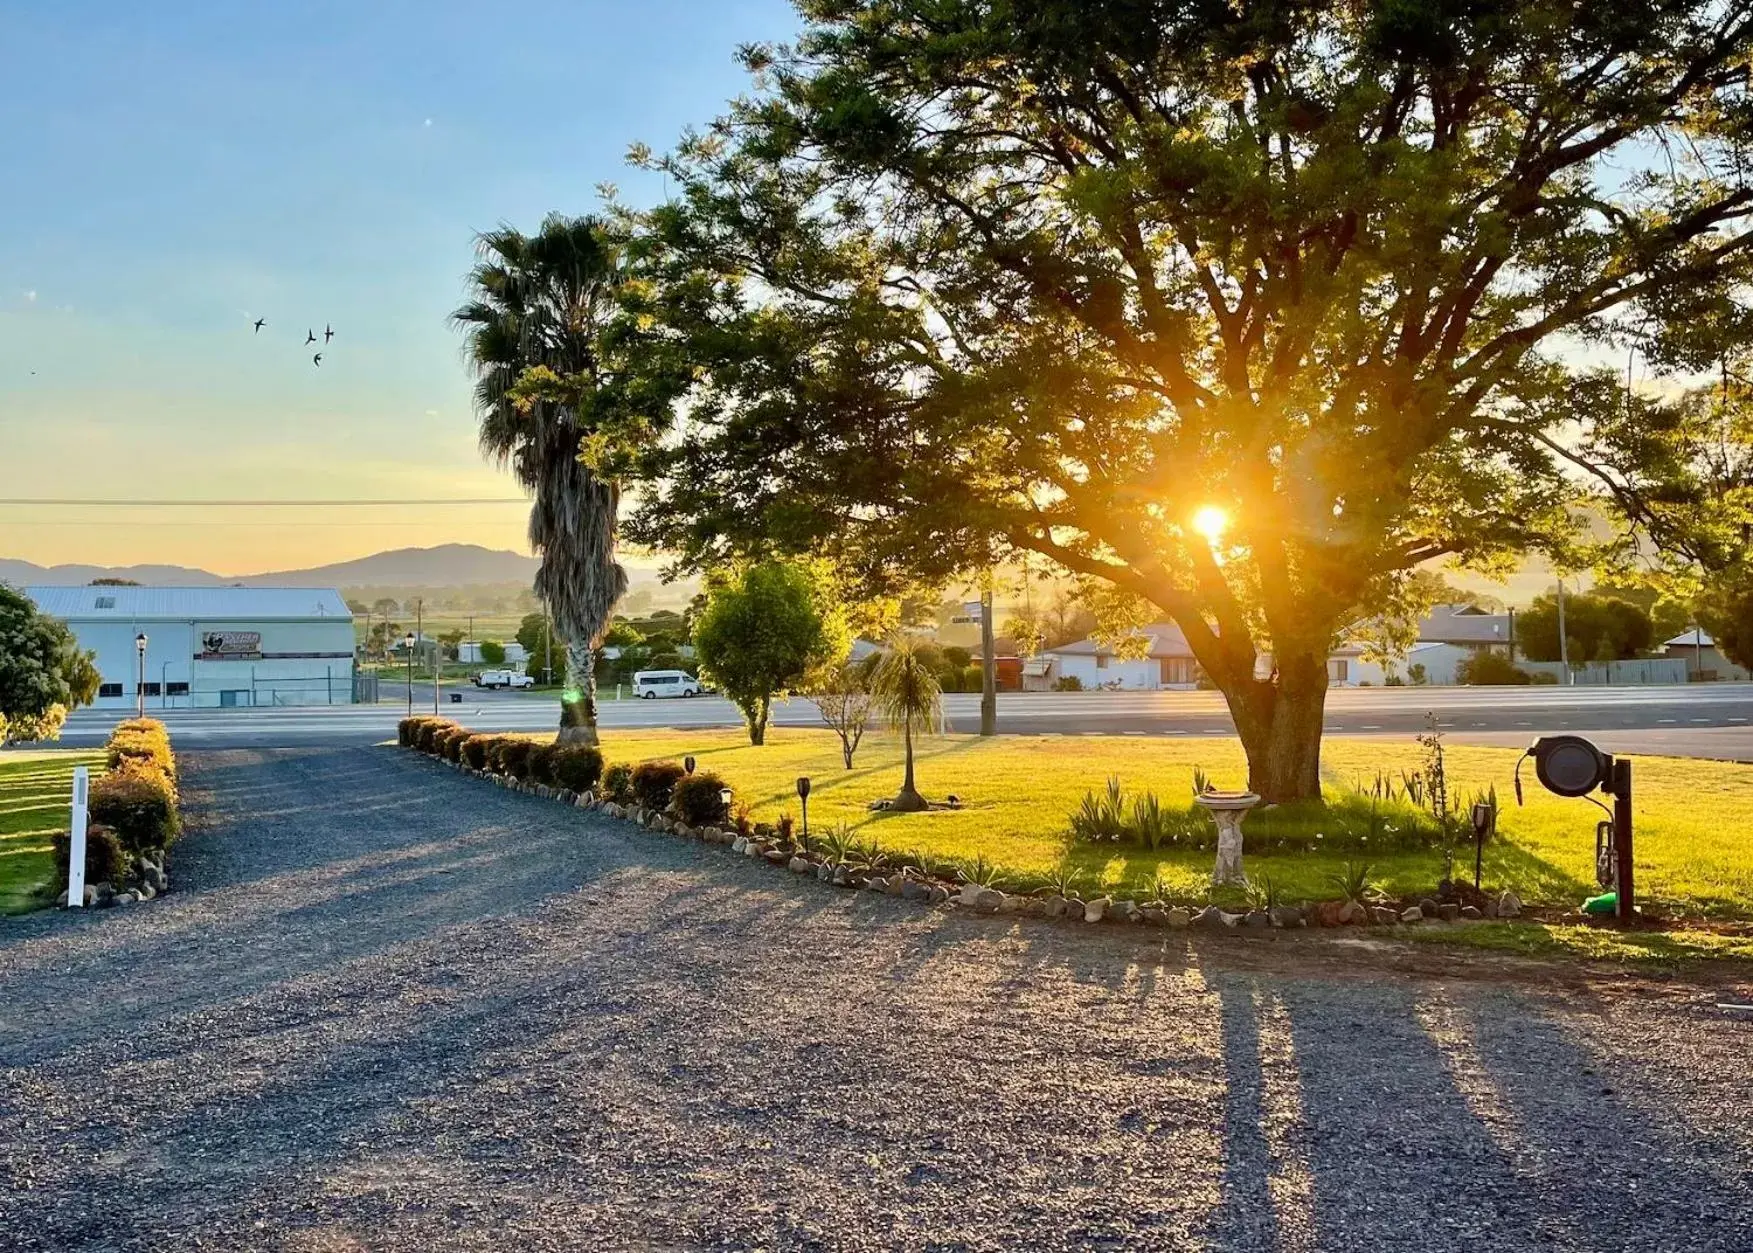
[
  {"xmin": 1038, "ymin": 624, "xmax": 1387, "ymax": 691},
  {"xmin": 1662, "ymin": 628, "xmax": 1751, "ymax": 681}
]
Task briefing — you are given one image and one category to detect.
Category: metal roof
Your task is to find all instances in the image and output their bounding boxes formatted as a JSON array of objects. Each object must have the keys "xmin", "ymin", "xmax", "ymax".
[
  {"xmin": 1665, "ymin": 628, "xmax": 1715, "ymax": 648},
  {"xmin": 24, "ymin": 585, "xmax": 352, "ymax": 622},
  {"xmin": 1415, "ymin": 607, "xmax": 1511, "ymax": 644},
  {"xmin": 1046, "ymin": 623, "xmax": 1194, "ymax": 658}
]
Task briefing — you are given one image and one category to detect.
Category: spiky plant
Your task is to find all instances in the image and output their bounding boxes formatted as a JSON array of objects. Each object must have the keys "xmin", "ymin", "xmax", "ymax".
[
  {"xmin": 869, "ymin": 635, "xmax": 945, "ymax": 812},
  {"xmin": 454, "ymin": 214, "xmax": 632, "ymax": 745}
]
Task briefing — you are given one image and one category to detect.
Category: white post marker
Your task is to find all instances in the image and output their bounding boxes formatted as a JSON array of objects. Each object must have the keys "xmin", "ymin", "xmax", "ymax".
[{"xmin": 66, "ymin": 766, "xmax": 90, "ymax": 909}]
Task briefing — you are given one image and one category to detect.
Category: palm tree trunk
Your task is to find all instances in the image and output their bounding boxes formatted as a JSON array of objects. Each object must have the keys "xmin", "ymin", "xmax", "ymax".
[
  {"xmin": 558, "ymin": 636, "xmax": 598, "ymax": 746},
  {"xmin": 892, "ymin": 717, "xmax": 927, "ymax": 811}
]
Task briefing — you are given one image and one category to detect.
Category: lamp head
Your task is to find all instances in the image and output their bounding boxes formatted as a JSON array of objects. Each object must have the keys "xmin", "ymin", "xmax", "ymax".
[
  {"xmin": 796, "ymin": 776, "xmax": 811, "ymax": 800},
  {"xmin": 684, "ymin": 755, "xmax": 697, "ymax": 775},
  {"xmin": 134, "ymin": 632, "xmax": 147, "ymax": 652}
]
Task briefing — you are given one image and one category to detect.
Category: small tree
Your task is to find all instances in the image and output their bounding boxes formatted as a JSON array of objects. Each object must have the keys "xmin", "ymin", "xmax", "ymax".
[
  {"xmin": 692, "ymin": 561, "xmax": 850, "ymax": 745},
  {"xmin": 479, "ymin": 639, "xmax": 506, "ymax": 666},
  {"xmin": 869, "ymin": 636, "xmax": 944, "ymax": 812},
  {"xmin": 0, "ymin": 587, "xmax": 101, "ymax": 744},
  {"xmin": 810, "ymin": 661, "xmax": 873, "ymax": 768}
]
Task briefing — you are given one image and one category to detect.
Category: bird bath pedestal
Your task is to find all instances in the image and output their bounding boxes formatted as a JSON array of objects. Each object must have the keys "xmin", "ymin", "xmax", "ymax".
[{"xmin": 1197, "ymin": 790, "xmax": 1261, "ymax": 887}]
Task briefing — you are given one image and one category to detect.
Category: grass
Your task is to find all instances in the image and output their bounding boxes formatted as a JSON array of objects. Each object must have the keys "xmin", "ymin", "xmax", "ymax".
[
  {"xmin": 565, "ymin": 726, "xmax": 1753, "ymax": 919},
  {"xmin": 1400, "ymin": 922, "xmax": 1753, "ymax": 966},
  {"xmin": 0, "ymin": 749, "xmax": 105, "ymax": 914}
]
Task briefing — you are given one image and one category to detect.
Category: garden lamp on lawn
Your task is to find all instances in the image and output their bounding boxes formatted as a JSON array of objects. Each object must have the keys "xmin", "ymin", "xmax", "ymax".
[
  {"xmin": 684, "ymin": 756, "xmax": 696, "ymax": 775},
  {"xmin": 797, "ymin": 776, "xmax": 811, "ymax": 843},
  {"xmin": 719, "ymin": 786, "xmax": 733, "ymax": 825}
]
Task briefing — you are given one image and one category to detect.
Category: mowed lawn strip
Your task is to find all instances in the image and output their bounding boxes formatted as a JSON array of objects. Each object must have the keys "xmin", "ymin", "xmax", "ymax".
[
  {"xmin": 0, "ymin": 749, "xmax": 105, "ymax": 914},
  {"xmin": 558, "ymin": 727, "xmax": 1753, "ymax": 918}
]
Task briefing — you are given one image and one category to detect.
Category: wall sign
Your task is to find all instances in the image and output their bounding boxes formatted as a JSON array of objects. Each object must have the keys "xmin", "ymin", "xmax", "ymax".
[{"xmin": 197, "ymin": 630, "xmax": 263, "ymax": 660}]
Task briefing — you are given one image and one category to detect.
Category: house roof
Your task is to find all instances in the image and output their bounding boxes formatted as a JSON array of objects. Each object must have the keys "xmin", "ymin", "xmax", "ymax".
[
  {"xmin": 1046, "ymin": 622, "xmax": 1193, "ymax": 659},
  {"xmin": 1665, "ymin": 628, "xmax": 1715, "ymax": 648},
  {"xmin": 1415, "ymin": 606, "xmax": 1512, "ymax": 644},
  {"xmin": 25, "ymin": 585, "xmax": 352, "ymax": 622}
]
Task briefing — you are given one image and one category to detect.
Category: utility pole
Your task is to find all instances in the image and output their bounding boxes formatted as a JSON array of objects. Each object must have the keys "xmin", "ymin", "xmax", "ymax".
[
  {"xmin": 979, "ymin": 583, "xmax": 997, "ymax": 737},
  {"xmin": 543, "ymin": 606, "xmax": 553, "ymax": 686},
  {"xmin": 1506, "ymin": 607, "xmax": 1516, "ymax": 664},
  {"xmin": 1556, "ymin": 579, "xmax": 1571, "ymax": 684}
]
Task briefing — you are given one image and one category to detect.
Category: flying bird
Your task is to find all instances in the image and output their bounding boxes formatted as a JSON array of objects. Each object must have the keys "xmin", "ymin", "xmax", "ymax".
[
  {"xmin": 323, "ymin": 324, "xmax": 334, "ymax": 342},
  {"xmin": 312, "ymin": 352, "xmax": 322, "ymax": 367},
  {"xmin": 253, "ymin": 318, "xmax": 265, "ymax": 333},
  {"xmin": 305, "ymin": 329, "xmax": 317, "ymax": 345}
]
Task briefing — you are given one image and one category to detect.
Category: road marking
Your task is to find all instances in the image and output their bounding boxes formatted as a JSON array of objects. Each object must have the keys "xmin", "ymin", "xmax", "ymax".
[
  {"xmin": 1360, "ymin": 724, "xmax": 1382, "ymax": 730},
  {"xmin": 1124, "ymin": 730, "xmax": 1145, "ymax": 736},
  {"xmin": 1659, "ymin": 719, "xmax": 1677, "ymax": 724}
]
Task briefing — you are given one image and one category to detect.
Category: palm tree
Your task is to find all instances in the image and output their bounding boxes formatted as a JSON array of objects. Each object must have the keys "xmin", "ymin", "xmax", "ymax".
[
  {"xmin": 453, "ymin": 215, "xmax": 628, "ymax": 745},
  {"xmin": 870, "ymin": 636, "xmax": 944, "ymax": 812}
]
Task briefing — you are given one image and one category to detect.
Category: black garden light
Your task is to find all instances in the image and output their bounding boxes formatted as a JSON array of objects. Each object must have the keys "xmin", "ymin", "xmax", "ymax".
[
  {"xmin": 796, "ymin": 776, "xmax": 812, "ymax": 842},
  {"xmin": 1516, "ymin": 735, "xmax": 1635, "ymax": 921},
  {"xmin": 718, "ymin": 786, "xmax": 734, "ymax": 824},
  {"xmin": 684, "ymin": 755, "xmax": 696, "ymax": 775}
]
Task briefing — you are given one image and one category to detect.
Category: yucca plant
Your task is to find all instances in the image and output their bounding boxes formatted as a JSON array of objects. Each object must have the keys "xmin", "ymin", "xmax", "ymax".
[
  {"xmin": 846, "ymin": 837, "xmax": 889, "ymax": 873},
  {"xmin": 1042, "ymin": 856, "xmax": 1087, "ymax": 898},
  {"xmin": 1133, "ymin": 866, "xmax": 1174, "ymax": 904},
  {"xmin": 959, "ymin": 854, "xmax": 1006, "ymax": 889},
  {"xmin": 1242, "ymin": 875, "xmax": 1282, "ymax": 911},
  {"xmin": 820, "ymin": 823, "xmax": 857, "ymax": 865},
  {"xmin": 1069, "ymin": 776, "xmax": 1127, "ymax": 842},
  {"xmin": 1129, "ymin": 791, "xmax": 1171, "ymax": 850},
  {"xmin": 1326, "ymin": 859, "xmax": 1378, "ymax": 904},
  {"xmin": 1191, "ymin": 766, "xmax": 1213, "ymax": 798}
]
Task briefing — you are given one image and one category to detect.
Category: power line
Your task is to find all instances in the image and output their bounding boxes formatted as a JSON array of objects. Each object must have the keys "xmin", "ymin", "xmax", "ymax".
[{"xmin": 0, "ymin": 497, "xmax": 528, "ymax": 507}]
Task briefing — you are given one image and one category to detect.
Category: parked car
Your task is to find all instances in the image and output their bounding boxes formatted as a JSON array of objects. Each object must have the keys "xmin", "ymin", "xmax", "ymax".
[
  {"xmin": 634, "ymin": 669, "xmax": 703, "ymax": 698},
  {"xmin": 473, "ymin": 669, "xmax": 535, "ymax": 690}
]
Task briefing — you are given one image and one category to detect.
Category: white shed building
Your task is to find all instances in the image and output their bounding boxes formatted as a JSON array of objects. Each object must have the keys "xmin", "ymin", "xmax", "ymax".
[{"xmin": 26, "ymin": 585, "xmax": 357, "ymax": 709}]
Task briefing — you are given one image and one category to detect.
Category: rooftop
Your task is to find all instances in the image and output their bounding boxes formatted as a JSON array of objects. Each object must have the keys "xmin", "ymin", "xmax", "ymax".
[
  {"xmin": 25, "ymin": 585, "xmax": 352, "ymax": 622},
  {"xmin": 1046, "ymin": 622, "xmax": 1193, "ymax": 658}
]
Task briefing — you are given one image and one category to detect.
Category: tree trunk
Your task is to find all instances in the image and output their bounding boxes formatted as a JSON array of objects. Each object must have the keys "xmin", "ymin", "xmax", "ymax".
[
  {"xmin": 557, "ymin": 637, "xmax": 599, "ymax": 747},
  {"xmin": 1218, "ymin": 651, "xmax": 1328, "ymax": 804},
  {"xmin": 891, "ymin": 718, "xmax": 928, "ymax": 811},
  {"xmin": 746, "ymin": 693, "xmax": 768, "ymax": 746}
]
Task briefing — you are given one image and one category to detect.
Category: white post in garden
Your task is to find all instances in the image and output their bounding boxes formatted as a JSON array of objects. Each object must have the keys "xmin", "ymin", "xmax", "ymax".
[
  {"xmin": 66, "ymin": 766, "xmax": 90, "ymax": 909},
  {"xmin": 1197, "ymin": 790, "xmax": 1261, "ymax": 887}
]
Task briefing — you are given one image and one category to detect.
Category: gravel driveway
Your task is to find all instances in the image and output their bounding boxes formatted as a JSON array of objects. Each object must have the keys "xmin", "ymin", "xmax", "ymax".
[{"xmin": 2, "ymin": 747, "xmax": 1750, "ymax": 1251}]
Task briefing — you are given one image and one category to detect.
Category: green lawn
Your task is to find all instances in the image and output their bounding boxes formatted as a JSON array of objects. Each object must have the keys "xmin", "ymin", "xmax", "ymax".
[
  {"xmin": 0, "ymin": 749, "xmax": 105, "ymax": 914},
  {"xmin": 580, "ymin": 727, "xmax": 1753, "ymax": 919}
]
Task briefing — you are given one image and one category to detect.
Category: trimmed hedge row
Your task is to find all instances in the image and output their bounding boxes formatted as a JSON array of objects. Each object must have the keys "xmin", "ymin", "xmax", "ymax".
[
  {"xmin": 397, "ymin": 721, "xmax": 733, "ymax": 820},
  {"xmin": 61, "ymin": 717, "xmax": 182, "ymax": 893}
]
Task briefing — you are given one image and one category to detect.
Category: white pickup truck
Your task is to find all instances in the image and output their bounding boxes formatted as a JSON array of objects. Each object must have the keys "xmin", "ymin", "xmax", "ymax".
[{"xmin": 472, "ymin": 669, "xmax": 535, "ymax": 690}]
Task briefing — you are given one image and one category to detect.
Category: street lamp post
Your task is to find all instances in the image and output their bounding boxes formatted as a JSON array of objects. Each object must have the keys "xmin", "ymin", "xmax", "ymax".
[
  {"xmin": 404, "ymin": 633, "xmax": 417, "ymax": 717},
  {"xmin": 134, "ymin": 633, "xmax": 148, "ymax": 718}
]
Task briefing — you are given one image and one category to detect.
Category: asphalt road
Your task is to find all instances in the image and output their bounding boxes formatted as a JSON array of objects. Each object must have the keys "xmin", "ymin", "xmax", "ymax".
[
  {"xmin": 2, "ymin": 746, "xmax": 1749, "ymax": 1250},
  {"xmin": 39, "ymin": 683, "xmax": 1753, "ymax": 759}
]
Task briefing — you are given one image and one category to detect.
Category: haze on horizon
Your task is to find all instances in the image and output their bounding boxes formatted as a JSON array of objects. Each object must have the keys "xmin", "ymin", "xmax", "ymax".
[{"xmin": 0, "ymin": 0, "xmax": 796, "ymax": 574}]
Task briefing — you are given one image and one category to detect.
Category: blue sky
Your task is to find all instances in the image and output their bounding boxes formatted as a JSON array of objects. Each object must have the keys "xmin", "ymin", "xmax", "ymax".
[{"xmin": 0, "ymin": 0, "xmax": 798, "ymax": 573}]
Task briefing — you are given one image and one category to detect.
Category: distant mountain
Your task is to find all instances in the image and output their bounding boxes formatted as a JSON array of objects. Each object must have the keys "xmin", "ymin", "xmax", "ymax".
[
  {"xmin": 242, "ymin": 544, "xmax": 541, "ymax": 588},
  {"xmin": 0, "ymin": 544, "xmax": 540, "ymax": 590}
]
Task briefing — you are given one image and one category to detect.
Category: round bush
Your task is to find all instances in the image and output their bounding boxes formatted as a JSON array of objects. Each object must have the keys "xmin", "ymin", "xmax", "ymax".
[
  {"xmin": 107, "ymin": 725, "xmax": 175, "ymax": 779},
  {"xmin": 418, "ymin": 719, "xmax": 460, "ymax": 753},
  {"xmin": 550, "ymin": 746, "xmax": 604, "ymax": 793},
  {"xmin": 601, "ymin": 762, "xmax": 634, "ymax": 803},
  {"xmin": 495, "ymin": 739, "xmax": 535, "ymax": 779},
  {"xmin": 397, "ymin": 717, "xmax": 422, "ymax": 747},
  {"xmin": 88, "ymin": 764, "xmax": 180, "ymax": 854},
  {"xmin": 630, "ymin": 760, "xmax": 687, "ymax": 811},
  {"xmin": 527, "ymin": 742, "xmax": 560, "ymax": 786},
  {"xmin": 52, "ymin": 823, "xmax": 130, "ymax": 891},
  {"xmin": 672, "ymin": 772, "xmax": 732, "ymax": 826},
  {"xmin": 460, "ymin": 734, "xmax": 493, "ymax": 770},
  {"xmin": 437, "ymin": 726, "xmax": 469, "ymax": 762}
]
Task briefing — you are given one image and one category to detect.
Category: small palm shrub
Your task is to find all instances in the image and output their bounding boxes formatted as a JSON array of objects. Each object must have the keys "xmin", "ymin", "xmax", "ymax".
[
  {"xmin": 819, "ymin": 823, "xmax": 857, "ymax": 865},
  {"xmin": 671, "ymin": 771, "xmax": 732, "ymax": 826},
  {"xmin": 52, "ymin": 823, "xmax": 129, "ymax": 890},
  {"xmin": 1070, "ymin": 776, "xmax": 1128, "ymax": 842},
  {"xmin": 1040, "ymin": 857, "xmax": 1088, "ymax": 899},
  {"xmin": 460, "ymin": 734, "xmax": 493, "ymax": 770},
  {"xmin": 958, "ymin": 854, "xmax": 1005, "ymax": 889},
  {"xmin": 549, "ymin": 746, "xmax": 604, "ymax": 793},
  {"xmin": 630, "ymin": 760, "xmax": 686, "ymax": 811},
  {"xmin": 89, "ymin": 764, "xmax": 180, "ymax": 853},
  {"xmin": 601, "ymin": 762, "xmax": 635, "ymax": 803},
  {"xmin": 526, "ymin": 742, "xmax": 560, "ymax": 786}
]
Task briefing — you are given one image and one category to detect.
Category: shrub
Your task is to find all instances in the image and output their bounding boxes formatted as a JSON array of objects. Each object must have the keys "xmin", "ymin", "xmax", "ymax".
[
  {"xmin": 437, "ymin": 726, "xmax": 469, "ymax": 762},
  {"xmin": 107, "ymin": 722, "xmax": 175, "ymax": 779},
  {"xmin": 549, "ymin": 745, "xmax": 604, "ymax": 793},
  {"xmin": 397, "ymin": 717, "xmax": 423, "ymax": 747},
  {"xmin": 601, "ymin": 762, "xmax": 635, "ymax": 803},
  {"xmin": 672, "ymin": 771, "xmax": 732, "ymax": 826},
  {"xmin": 630, "ymin": 760, "xmax": 686, "ymax": 810},
  {"xmin": 416, "ymin": 719, "xmax": 459, "ymax": 753},
  {"xmin": 527, "ymin": 742, "xmax": 560, "ymax": 786},
  {"xmin": 495, "ymin": 739, "xmax": 535, "ymax": 779},
  {"xmin": 460, "ymin": 734, "xmax": 493, "ymax": 769},
  {"xmin": 1456, "ymin": 652, "xmax": 1533, "ymax": 686},
  {"xmin": 479, "ymin": 639, "xmax": 506, "ymax": 665},
  {"xmin": 1053, "ymin": 675, "xmax": 1084, "ymax": 692},
  {"xmin": 51, "ymin": 823, "xmax": 129, "ymax": 890},
  {"xmin": 89, "ymin": 763, "xmax": 179, "ymax": 853}
]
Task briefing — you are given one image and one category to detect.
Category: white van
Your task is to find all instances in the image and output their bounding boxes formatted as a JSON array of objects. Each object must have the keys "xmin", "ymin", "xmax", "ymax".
[{"xmin": 633, "ymin": 669, "xmax": 703, "ymax": 699}]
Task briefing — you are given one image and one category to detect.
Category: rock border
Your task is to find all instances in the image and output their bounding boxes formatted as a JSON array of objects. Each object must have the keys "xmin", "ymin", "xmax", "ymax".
[{"xmin": 413, "ymin": 749, "xmax": 1527, "ymax": 935}]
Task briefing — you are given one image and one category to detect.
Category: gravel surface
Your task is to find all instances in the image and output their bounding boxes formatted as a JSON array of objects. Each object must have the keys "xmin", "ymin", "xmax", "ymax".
[{"xmin": 2, "ymin": 746, "xmax": 1751, "ymax": 1251}]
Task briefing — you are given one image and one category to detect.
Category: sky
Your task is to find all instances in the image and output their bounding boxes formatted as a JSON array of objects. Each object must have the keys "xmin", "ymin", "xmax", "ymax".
[{"xmin": 0, "ymin": 0, "xmax": 799, "ymax": 575}]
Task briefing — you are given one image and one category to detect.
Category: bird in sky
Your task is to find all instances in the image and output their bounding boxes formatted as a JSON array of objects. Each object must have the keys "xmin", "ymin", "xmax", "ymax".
[
  {"xmin": 312, "ymin": 352, "xmax": 323, "ymax": 367},
  {"xmin": 253, "ymin": 318, "xmax": 265, "ymax": 333},
  {"xmin": 324, "ymin": 324, "xmax": 334, "ymax": 342},
  {"xmin": 305, "ymin": 329, "xmax": 317, "ymax": 345}
]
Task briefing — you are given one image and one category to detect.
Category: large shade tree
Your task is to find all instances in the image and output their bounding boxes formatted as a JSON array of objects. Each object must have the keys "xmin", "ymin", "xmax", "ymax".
[
  {"xmin": 0, "ymin": 587, "xmax": 100, "ymax": 744},
  {"xmin": 619, "ymin": 0, "xmax": 1753, "ymax": 800},
  {"xmin": 455, "ymin": 214, "xmax": 679, "ymax": 744}
]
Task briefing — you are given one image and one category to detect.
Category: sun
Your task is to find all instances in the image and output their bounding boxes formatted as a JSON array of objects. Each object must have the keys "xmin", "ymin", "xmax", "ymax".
[{"xmin": 1191, "ymin": 505, "xmax": 1229, "ymax": 544}]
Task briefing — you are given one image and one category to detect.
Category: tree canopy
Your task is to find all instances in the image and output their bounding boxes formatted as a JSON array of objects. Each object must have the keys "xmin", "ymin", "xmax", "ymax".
[
  {"xmin": 0, "ymin": 587, "xmax": 100, "ymax": 743},
  {"xmin": 1516, "ymin": 592, "xmax": 1655, "ymax": 663},
  {"xmin": 691, "ymin": 560, "xmax": 850, "ymax": 744},
  {"xmin": 614, "ymin": 0, "xmax": 1753, "ymax": 800}
]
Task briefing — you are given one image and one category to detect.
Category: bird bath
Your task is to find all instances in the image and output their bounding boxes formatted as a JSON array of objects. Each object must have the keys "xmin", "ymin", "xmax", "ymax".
[{"xmin": 1196, "ymin": 790, "xmax": 1261, "ymax": 886}]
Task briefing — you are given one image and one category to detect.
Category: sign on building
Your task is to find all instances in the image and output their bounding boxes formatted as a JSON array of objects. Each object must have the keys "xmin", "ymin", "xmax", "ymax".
[{"xmin": 198, "ymin": 629, "xmax": 263, "ymax": 660}]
